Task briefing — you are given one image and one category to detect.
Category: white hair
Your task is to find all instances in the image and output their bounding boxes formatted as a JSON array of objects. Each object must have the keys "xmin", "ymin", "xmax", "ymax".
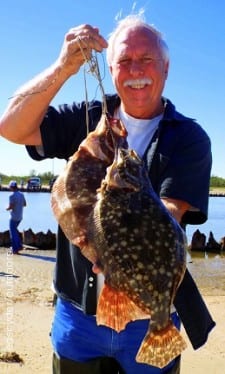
[{"xmin": 106, "ymin": 13, "xmax": 169, "ymax": 65}]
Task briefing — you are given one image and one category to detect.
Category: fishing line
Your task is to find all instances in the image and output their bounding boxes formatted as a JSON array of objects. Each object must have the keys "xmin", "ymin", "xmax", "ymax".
[{"xmin": 76, "ymin": 36, "xmax": 108, "ymax": 135}]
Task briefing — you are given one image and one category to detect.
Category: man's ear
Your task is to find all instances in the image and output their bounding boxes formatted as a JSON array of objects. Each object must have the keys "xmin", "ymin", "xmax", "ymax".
[{"xmin": 165, "ymin": 61, "xmax": 169, "ymax": 79}]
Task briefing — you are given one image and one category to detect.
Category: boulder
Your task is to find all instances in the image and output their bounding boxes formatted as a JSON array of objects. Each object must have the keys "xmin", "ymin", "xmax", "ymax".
[
  {"xmin": 219, "ymin": 237, "xmax": 225, "ymax": 251},
  {"xmin": 23, "ymin": 229, "xmax": 56, "ymax": 249},
  {"xmin": 205, "ymin": 231, "xmax": 221, "ymax": 253},
  {"xmin": 190, "ymin": 229, "xmax": 206, "ymax": 251},
  {"xmin": 23, "ymin": 228, "xmax": 36, "ymax": 247},
  {"xmin": 0, "ymin": 230, "xmax": 10, "ymax": 246}
]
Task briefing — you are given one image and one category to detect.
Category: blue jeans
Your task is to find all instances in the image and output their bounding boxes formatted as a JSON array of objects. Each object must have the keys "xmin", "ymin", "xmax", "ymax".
[
  {"xmin": 51, "ymin": 298, "xmax": 181, "ymax": 374},
  {"xmin": 9, "ymin": 218, "xmax": 22, "ymax": 253}
]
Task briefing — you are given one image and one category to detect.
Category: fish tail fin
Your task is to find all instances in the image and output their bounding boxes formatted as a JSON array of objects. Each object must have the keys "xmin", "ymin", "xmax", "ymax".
[
  {"xmin": 136, "ymin": 320, "xmax": 187, "ymax": 368},
  {"xmin": 96, "ymin": 284, "xmax": 149, "ymax": 332}
]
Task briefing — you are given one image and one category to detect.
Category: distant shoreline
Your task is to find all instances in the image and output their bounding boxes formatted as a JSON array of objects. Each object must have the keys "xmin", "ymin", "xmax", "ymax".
[
  {"xmin": 209, "ymin": 192, "xmax": 225, "ymax": 197},
  {"xmin": 0, "ymin": 185, "xmax": 51, "ymax": 193},
  {"xmin": 0, "ymin": 185, "xmax": 225, "ymax": 196}
]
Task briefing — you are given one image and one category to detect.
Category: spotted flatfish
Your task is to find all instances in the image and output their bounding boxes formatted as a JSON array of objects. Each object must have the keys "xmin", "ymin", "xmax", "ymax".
[{"xmin": 87, "ymin": 147, "xmax": 187, "ymax": 368}]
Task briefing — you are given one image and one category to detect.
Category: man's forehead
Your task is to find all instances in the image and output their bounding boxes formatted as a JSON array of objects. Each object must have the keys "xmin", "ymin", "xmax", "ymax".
[
  {"xmin": 115, "ymin": 26, "xmax": 158, "ymax": 49},
  {"xmin": 114, "ymin": 26, "xmax": 159, "ymax": 55}
]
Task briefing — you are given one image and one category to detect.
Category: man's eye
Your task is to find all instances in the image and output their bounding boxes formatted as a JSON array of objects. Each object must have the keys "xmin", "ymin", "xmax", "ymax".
[
  {"xmin": 119, "ymin": 59, "xmax": 130, "ymax": 65},
  {"xmin": 142, "ymin": 57, "xmax": 154, "ymax": 63}
]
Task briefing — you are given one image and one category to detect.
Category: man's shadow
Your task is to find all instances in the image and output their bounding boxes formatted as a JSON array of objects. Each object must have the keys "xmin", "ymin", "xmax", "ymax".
[{"xmin": 19, "ymin": 253, "xmax": 56, "ymax": 263}]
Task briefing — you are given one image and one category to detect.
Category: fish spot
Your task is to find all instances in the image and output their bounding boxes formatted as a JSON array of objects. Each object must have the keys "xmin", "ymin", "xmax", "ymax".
[
  {"xmin": 159, "ymin": 267, "xmax": 166, "ymax": 275},
  {"xmin": 119, "ymin": 227, "xmax": 128, "ymax": 233}
]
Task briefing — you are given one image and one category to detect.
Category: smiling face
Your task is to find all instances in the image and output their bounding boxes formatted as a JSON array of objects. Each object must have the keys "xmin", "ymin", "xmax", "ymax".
[{"xmin": 109, "ymin": 25, "xmax": 169, "ymax": 119}]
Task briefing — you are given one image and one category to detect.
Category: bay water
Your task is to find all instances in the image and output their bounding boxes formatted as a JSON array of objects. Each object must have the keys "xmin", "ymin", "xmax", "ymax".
[
  {"xmin": 0, "ymin": 191, "xmax": 57, "ymax": 234},
  {"xmin": 0, "ymin": 192, "xmax": 224, "ymax": 244}
]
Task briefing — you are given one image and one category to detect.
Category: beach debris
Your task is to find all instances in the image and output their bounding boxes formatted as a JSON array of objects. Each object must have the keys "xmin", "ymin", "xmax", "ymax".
[
  {"xmin": 86, "ymin": 146, "xmax": 187, "ymax": 368},
  {"xmin": 0, "ymin": 351, "xmax": 24, "ymax": 364}
]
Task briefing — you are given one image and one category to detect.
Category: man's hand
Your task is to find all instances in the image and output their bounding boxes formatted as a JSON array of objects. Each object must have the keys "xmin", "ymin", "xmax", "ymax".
[
  {"xmin": 58, "ymin": 24, "xmax": 108, "ymax": 77},
  {"xmin": 92, "ymin": 263, "xmax": 102, "ymax": 274},
  {"xmin": 161, "ymin": 197, "xmax": 190, "ymax": 223}
]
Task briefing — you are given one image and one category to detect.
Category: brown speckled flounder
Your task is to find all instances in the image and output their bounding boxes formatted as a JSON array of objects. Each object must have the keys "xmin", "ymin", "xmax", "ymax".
[
  {"xmin": 87, "ymin": 147, "xmax": 187, "ymax": 368},
  {"xmin": 51, "ymin": 113, "xmax": 127, "ymax": 262}
]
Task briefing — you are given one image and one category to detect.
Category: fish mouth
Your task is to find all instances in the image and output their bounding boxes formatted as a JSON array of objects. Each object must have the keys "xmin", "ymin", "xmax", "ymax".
[
  {"xmin": 103, "ymin": 148, "xmax": 143, "ymax": 191},
  {"xmin": 108, "ymin": 115, "xmax": 128, "ymax": 138},
  {"xmin": 79, "ymin": 113, "xmax": 128, "ymax": 163}
]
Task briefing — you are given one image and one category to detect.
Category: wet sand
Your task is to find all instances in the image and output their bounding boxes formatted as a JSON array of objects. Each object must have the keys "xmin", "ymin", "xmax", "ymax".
[{"xmin": 0, "ymin": 247, "xmax": 224, "ymax": 373}]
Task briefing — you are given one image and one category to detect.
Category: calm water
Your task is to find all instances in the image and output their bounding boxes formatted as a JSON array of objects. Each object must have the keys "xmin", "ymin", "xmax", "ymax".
[
  {"xmin": 0, "ymin": 191, "xmax": 57, "ymax": 234},
  {"xmin": 0, "ymin": 192, "xmax": 224, "ymax": 244},
  {"xmin": 186, "ymin": 196, "xmax": 225, "ymax": 243}
]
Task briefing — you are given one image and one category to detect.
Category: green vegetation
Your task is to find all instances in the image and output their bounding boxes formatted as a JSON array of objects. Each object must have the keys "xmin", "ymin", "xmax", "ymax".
[
  {"xmin": 1, "ymin": 172, "xmax": 225, "ymax": 191},
  {"xmin": 210, "ymin": 175, "xmax": 225, "ymax": 188},
  {"xmin": 0, "ymin": 171, "xmax": 56, "ymax": 187},
  {"xmin": 209, "ymin": 176, "xmax": 225, "ymax": 193}
]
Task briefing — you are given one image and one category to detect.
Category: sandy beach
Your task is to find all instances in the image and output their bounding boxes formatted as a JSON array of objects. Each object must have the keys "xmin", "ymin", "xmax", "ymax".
[{"xmin": 0, "ymin": 247, "xmax": 224, "ymax": 374}]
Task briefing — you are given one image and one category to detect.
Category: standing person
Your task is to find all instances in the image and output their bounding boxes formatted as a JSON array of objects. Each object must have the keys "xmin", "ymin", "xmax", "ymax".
[
  {"xmin": 6, "ymin": 180, "xmax": 26, "ymax": 254},
  {"xmin": 0, "ymin": 13, "xmax": 215, "ymax": 374}
]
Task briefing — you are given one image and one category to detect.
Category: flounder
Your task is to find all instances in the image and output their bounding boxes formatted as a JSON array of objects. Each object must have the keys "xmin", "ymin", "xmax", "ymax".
[
  {"xmin": 87, "ymin": 147, "xmax": 187, "ymax": 368},
  {"xmin": 51, "ymin": 113, "xmax": 127, "ymax": 262}
]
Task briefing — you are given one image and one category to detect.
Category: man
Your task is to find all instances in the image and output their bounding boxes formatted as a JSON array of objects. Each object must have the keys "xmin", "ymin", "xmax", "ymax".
[
  {"xmin": 0, "ymin": 13, "xmax": 215, "ymax": 374},
  {"xmin": 6, "ymin": 180, "xmax": 26, "ymax": 254}
]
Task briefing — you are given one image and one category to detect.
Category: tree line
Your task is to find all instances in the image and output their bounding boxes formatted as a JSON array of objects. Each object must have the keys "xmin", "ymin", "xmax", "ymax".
[
  {"xmin": 1, "ymin": 172, "xmax": 225, "ymax": 188},
  {"xmin": 0, "ymin": 171, "xmax": 55, "ymax": 186},
  {"xmin": 210, "ymin": 176, "xmax": 225, "ymax": 188}
]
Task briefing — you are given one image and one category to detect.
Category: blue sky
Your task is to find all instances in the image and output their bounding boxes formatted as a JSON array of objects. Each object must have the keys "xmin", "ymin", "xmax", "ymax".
[{"xmin": 0, "ymin": 0, "xmax": 224, "ymax": 177}]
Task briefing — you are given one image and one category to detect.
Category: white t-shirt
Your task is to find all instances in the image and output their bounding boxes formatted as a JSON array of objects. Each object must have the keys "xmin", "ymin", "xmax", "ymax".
[{"xmin": 117, "ymin": 107, "xmax": 162, "ymax": 157}]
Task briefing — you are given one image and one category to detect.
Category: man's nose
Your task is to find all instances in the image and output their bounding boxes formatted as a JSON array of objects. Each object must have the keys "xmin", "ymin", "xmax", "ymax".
[{"xmin": 129, "ymin": 60, "xmax": 144, "ymax": 75}]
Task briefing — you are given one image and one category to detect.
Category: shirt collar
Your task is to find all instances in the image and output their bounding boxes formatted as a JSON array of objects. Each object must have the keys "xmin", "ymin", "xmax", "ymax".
[{"xmin": 105, "ymin": 94, "xmax": 194, "ymax": 124}]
